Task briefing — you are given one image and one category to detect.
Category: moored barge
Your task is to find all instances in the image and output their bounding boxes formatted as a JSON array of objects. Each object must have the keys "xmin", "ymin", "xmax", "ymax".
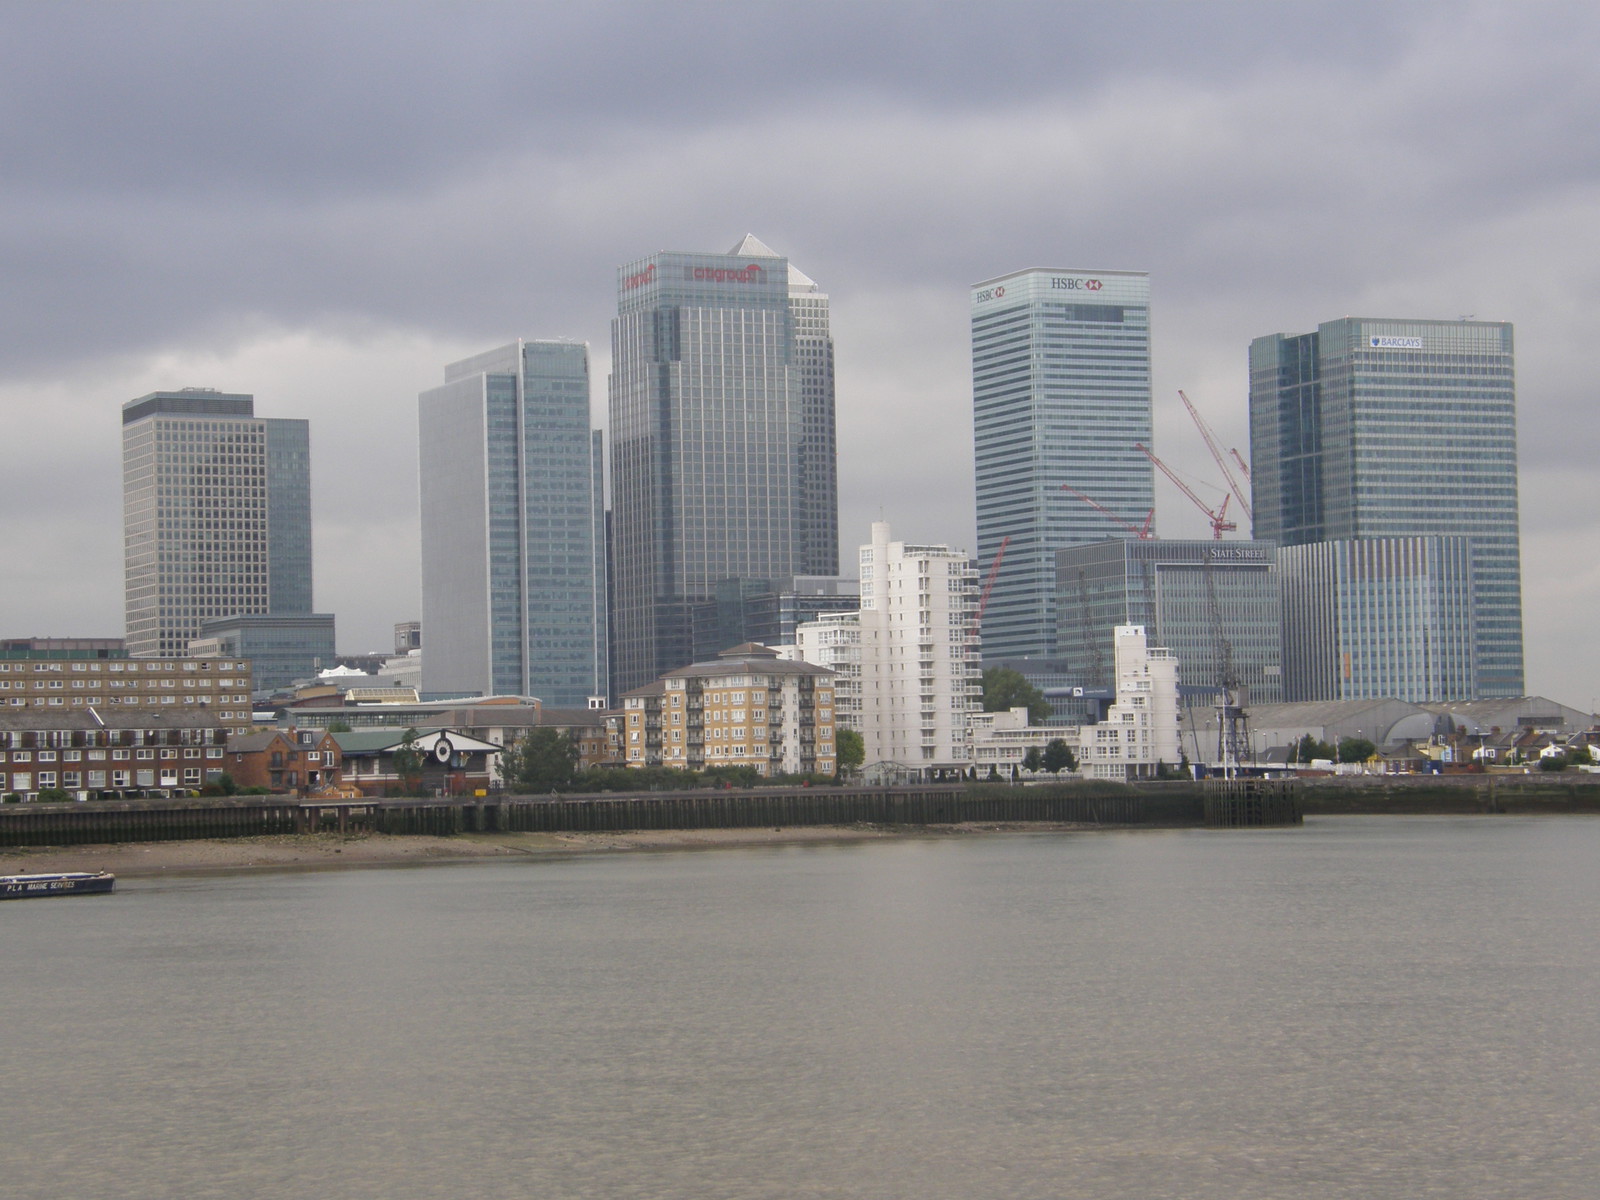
[{"xmin": 0, "ymin": 871, "xmax": 116, "ymax": 899}]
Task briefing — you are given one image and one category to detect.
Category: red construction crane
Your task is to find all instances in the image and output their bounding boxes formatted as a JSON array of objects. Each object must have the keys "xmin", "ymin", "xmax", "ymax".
[
  {"xmin": 970, "ymin": 535, "xmax": 1010, "ymax": 641},
  {"xmin": 1059, "ymin": 483, "xmax": 1155, "ymax": 539},
  {"xmin": 1177, "ymin": 390, "xmax": 1252, "ymax": 522},
  {"xmin": 1135, "ymin": 442, "xmax": 1237, "ymax": 540}
]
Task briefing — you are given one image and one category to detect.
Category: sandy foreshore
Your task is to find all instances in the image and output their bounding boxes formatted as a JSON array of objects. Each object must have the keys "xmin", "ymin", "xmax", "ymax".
[{"xmin": 0, "ymin": 822, "xmax": 1098, "ymax": 878}]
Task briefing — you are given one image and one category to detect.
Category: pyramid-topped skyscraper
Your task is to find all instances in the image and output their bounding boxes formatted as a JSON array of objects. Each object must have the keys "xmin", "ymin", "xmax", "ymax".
[{"xmin": 609, "ymin": 236, "xmax": 837, "ymax": 694}]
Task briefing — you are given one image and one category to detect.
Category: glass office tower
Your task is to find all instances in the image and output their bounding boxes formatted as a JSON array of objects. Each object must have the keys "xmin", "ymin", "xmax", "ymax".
[
  {"xmin": 1055, "ymin": 538, "xmax": 1283, "ymax": 705},
  {"xmin": 609, "ymin": 235, "xmax": 837, "ymax": 694},
  {"xmin": 972, "ymin": 269, "xmax": 1154, "ymax": 660},
  {"xmin": 1277, "ymin": 537, "xmax": 1476, "ymax": 702},
  {"xmin": 122, "ymin": 389, "xmax": 314, "ymax": 658},
  {"xmin": 1249, "ymin": 318, "xmax": 1522, "ymax": 698},
  {"xmin": 419, "ymin": 340, "xmax": 609, "ymax": 706}
]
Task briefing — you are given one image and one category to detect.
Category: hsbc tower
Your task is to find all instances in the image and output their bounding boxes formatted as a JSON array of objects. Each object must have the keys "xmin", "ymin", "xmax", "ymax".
[{"xmin": 971, "ymin": 268, "xmax": 1154, "ymax": 661}]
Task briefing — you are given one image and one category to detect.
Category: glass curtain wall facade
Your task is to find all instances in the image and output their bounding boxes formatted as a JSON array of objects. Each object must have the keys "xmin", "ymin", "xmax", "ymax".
[
  {"xmin": 122, "ymin": 389, "xmax": 313, "ymax": 658},
  {"xmin": 972, "ymin": 269, "xmax": 1154, "ymax": 660},
  {"xmin": 1278, "ymin": 537, "xmax": 1476, "ymax": 702},
  {"xmin": 419, "ymin": 341, "xmax": 608, "ymax": 706},
  {"xmin": 609, "ymin": 236, "xmax": 836, "ymax": 694},
  {"xmin": 1055, "ymin": 538, "xmax": 1282, "ymax": 706},
  {"xmin": 1250, "ymin": 318, "xmax": 1521, "ymax": 697}
]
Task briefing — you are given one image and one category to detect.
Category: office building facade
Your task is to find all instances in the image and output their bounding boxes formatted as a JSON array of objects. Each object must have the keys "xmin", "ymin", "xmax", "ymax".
[
  {"xmin": 1250, "ymin": 318, "xmax": 1522, "ymax": 697},
  {"xmin": 1055, "ymin": 538, "xmax": 1283, "ymax": 706},
  {"xmin": 1277, "ymin": 537, "xmax": 1476, "ymax": 703},
  {"xmin": 972, "ymin": 269, "xmax": 1154, "ymax": 659},
  {"xmin": 419, "ymin": 340, "xmax": 608, "ymax": 707},
  {"xmin": 691, "ymin": 574, "xmax": 859, "ymax": 664},
  {"xmin": 191, "ymin": 612, "xmax": 337, "ymax": 695},
  {"xmin": 123, "ymin": 389, "xmax": 313, "ymax": 659},
  {"xmin": 609, "ymin": 235, "xmax": 837, "ymax": 694}
]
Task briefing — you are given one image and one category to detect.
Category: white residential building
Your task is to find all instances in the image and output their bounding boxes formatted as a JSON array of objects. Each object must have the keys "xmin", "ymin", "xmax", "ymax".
[
  {"xmin": 789, "ymin": 614, "xmax": 863, "ymax": 737},
  {"xmin": 795, "ymin": 522, "xmax": 980, "ymax": 777},
  {"xmin": 1081, "ymin": 625, "xmax": 1181, "ymax": 781},
  {"xmin": 969, "ymin": 707, "xmax": 1057, "ymax": 777}
]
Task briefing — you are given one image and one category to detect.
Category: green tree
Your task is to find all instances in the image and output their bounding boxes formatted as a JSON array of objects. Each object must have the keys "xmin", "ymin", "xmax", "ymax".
[
  {"xmin": 982, "ymin": 667, "xmax": 1053, "ymax": 725},
  {"xmin": 391, "ymin": 727, "xmax": 425, "ymax": 794},
  {"xmin": 35, "ymin": 787, "xmax": 72, "ymax": 803},
  {"xmin": 834, "ymin": 727, "xmax": 865, "ymax": 774},
  {"xmin": 500, "ymin": 728, "xmax": 579, "ymax": 793},
  {"xmin": 1337, "ymin": 736, "xmax": 1377, "ymax": 764},
  {"xmin": 1022, "ymin": 746, "xmax": 1044, "ymax": 774},
  {"xmin": 1292, "ymin": 734, "xmax": 1335, "ymax": 764},
  {"xmin": 1042, "ymin": 738, "xmax": 1077, "ymax": 776},
  {"xmin": 1538, "ymin": 753, "xmax": 1567, "ymax": 772}
]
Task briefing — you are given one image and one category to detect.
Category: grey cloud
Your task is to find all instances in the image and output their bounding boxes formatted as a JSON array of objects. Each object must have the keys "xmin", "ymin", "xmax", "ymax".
[{"xmin": 2, "ymin": 0, "xmax": 1597, "ymax": 701}]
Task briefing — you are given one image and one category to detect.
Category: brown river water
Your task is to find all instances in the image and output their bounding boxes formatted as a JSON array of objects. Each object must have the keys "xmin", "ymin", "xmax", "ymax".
[{"xmin": 4, "ymin": 814, "xmax": 1597, "ymax": 1199}]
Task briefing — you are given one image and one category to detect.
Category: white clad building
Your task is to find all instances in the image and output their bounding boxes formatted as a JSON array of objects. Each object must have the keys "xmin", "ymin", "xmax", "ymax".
[
  {"xmin": 789, "ymin": 614, "xmax": 863, "ymax": 737},
  {"xmin": 1082, "ymin": 624, "xmax": 1181, "ymax": 780},
  {"xmin": 795, "ymin": 522, "xmax": 980, "ymax": 777}
]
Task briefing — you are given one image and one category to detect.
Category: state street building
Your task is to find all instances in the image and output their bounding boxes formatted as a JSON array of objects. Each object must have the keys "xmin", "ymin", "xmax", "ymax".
[
  {"xmin": 972, "ymin": 269, "xmax": 1154, "ymax": 660},
  {"xmin": 1055, "ymin": 538, "xmax": 1283, "ymax": 707},
  {"xmin": 609, "ymin": 236, "xmax": 837, "ymax": 696}
]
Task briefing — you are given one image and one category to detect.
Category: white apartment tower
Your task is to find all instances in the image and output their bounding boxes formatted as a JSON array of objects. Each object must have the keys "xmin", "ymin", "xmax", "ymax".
[
  {"xmin": 815, "ymin": 521, "xmax": 981, "ymax": 774},
  {"xmin": 1081, "ymin": 624, "xmax": 1181, "ymax": 781}
]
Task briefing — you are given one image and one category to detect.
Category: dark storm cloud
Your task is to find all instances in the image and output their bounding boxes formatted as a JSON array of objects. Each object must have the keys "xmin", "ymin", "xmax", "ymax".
[{"xmin": 1, "ymin": 1, "xmax": 1597, "ymax": 698}]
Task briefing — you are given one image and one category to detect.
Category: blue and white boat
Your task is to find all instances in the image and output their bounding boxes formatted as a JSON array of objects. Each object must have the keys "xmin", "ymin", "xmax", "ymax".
[{"xmin": 0, "ymin": 871, "xmax": 116, "ymax": 899}]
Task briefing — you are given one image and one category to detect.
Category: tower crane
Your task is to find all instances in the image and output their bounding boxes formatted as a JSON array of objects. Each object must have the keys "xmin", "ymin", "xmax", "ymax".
[
  {"xmin": 1133, "ymin": 441, "xmax": 1249, "ymax": 773},
  {"xmin": 1177, "ymin": 390, "xmax": 1252, "ymax": 522},
  {"xmin": 969, "ymin": 535, "xmax": 1010, "ymax": 644},
  {"xmin": 1058, "ymin": 484, "xmax": 1154, "ymax": 539},
  {"xmin": 1134, "ymin": 443, "xmax": 1236, "ymax": 540}
]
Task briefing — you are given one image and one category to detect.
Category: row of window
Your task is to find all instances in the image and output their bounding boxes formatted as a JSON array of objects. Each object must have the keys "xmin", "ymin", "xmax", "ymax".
[
  {"xmin": 1, "ymin": 748, "xmax": 224, "ymax": 762},
  {"xmin": 0, "ymin": 661, "xmax": 243, "ymax": 673},
  {"xmin": 3, "ymin": 768, "xmax": 214, "ymax": 792}
]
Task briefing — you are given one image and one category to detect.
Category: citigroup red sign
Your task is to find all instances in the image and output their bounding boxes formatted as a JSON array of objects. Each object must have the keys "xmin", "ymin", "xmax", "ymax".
[
  {"xmin": 689, "ymin": 263, "xmax": 764, "ymax": 284},
  {"xmin": 622, "ymin": 263, "xmax": 656, "ymax": 291}
]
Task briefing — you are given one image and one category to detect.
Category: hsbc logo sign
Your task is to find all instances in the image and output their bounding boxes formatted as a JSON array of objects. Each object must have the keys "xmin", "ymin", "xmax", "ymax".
[{"xmin": 974, "ymin": 276, "xmax": 1113, "ymax": 304}]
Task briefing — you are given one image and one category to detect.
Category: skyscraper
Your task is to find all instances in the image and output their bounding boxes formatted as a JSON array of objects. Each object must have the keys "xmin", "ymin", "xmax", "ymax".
[
  {"xmin": 419, "ymin": 340, "xmax": 608, "ymax": 706},
  {"xmin": 609, "ymin": 235, "xmax": 837, "ymax": 694},
  {"xmin": 972, "ymin": 269, "xmax": 1154, "ymax": 660},
  {"xmin": 1249, "ymin": 318, "xmax": 1522, "ymax": 698},
  {"xmin": 122, "ymin": 389, "xmax": 313, "ymax": 658},
  {"xmin": 1054, "ymin": 538, "xmax": 1283, "ymax": 706}
]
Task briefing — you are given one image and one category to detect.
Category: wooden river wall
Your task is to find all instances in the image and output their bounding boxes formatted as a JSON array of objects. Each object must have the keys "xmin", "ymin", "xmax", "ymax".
[{"xmin": 0, "ymin": 785, "xmax": 1161, "ymax": 848}]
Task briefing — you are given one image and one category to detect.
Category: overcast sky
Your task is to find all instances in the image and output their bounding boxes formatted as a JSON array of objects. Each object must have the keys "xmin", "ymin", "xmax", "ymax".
[{"xmin": 2, "ymin": 1, "xmax": 1596, "ymax": 709}]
